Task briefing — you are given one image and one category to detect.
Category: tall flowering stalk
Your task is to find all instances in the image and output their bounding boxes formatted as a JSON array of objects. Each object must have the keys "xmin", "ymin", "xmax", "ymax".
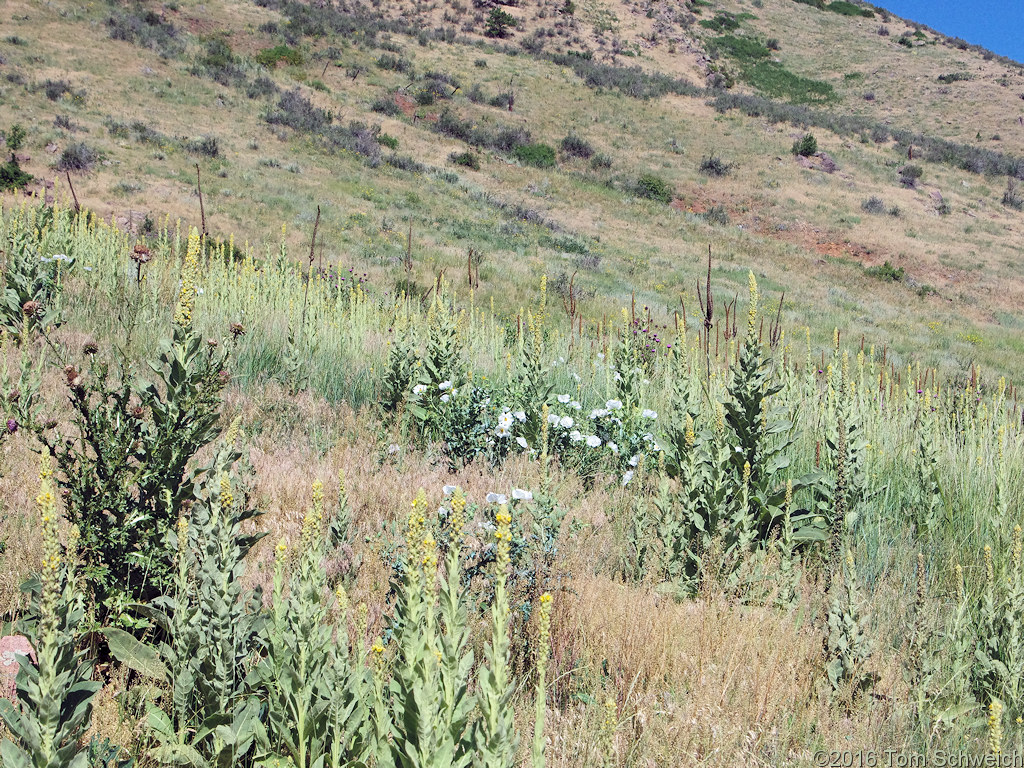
[
  {"xmin": 473, "ymin": 504, "xmax": 518, "ymax": 768},
  {"xmin": 0, "ymin": 456, "xmax": 100, "ymax": 768},
  {"xmin": 532, "ymin": 592, "xmax": 553, "ymax": 768},
  {"xmin": 173, "ymin": 227, "xmax": 202, "ymax": 328}
]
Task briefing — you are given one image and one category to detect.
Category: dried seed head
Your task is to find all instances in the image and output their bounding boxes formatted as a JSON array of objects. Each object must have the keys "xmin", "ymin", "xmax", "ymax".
[
  {"xmin": 131, "ymin": 243, "xmax": 153, "ymax": 264},
  {"xmin": 229, "ymin": 322, "xmax": 246, "ymax": 337},
  {"xmin": 82, "ymin": 340, "xmax": 98, "ymax": 356},
  {"xmin": 22, "ymin": 300, "xmax": 41, "ymax": 317},
  {"xmin": 6, "ymin": 388, "xmax": 19, "ymax": 403}
]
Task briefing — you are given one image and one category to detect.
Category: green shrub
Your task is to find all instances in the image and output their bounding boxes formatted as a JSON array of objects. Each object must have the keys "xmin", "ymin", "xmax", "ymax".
[
  {"xmin": 792, "ymin": 133, "xmax": 818, "ymax": 156},
  {"xmin": 256, "ymin": 44, "xmax": 304, "ymax": 68},
  {"xmin": 56, "ymin": 141, "xmax": 99, "ymax": 172},
  {"xmin": 371, "ymin": 95, "xmax": 402, "ymax": 116},
  {"xmin": 376, "ymin": 53, "xmax": 413, "ymax": 73},
  {"xmin": 449, "ymin": 151, "xmax": 481, "ymax": 170},
  {"xmin": 865, "ymin": 261, "xmax": 905, "ymax": 282},
  {"xmin": 861, "ymin": 196, "xmax": 886, "ymax": 214},
  {"xmin": 826, "ymin": 1, "xmax": 874, "ymax": 17},
  {"xmin": 376, "ymin": 132, "xmax": 399, "ymax": 150},
  {"xmin": 0, "ymin": 159, "xmax": 32, "ymax": 192},
  {"xmin": 699, "ymin": 155, "xmax": 733, "ymax": 176},
  {"xmin": 703, "ymin": 204, "xmax": 730, "ymax": 225},
  {"xmin": 937, "ymin": 72, "xmax": 972, "ymax": 84},
  {"xmin": 560, "ymin": 132, "xmax": 594, "ymax": 159},
  {"xmin": 699, "ymin": 12, "xmax": 741, "ymax": 31},
  {"xmin": 634, "ymin": 173, "xmax": 674, "ymax": 203},
  {"xmin": 514, "ymin": 142, "xmax": 556, "ymax": 168},
  {"xmin": 899, "ymin": 164, "xmax": 923, "ymax": 187}
]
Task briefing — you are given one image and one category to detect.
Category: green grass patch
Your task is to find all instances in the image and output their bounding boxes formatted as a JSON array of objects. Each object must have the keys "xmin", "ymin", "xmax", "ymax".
[
  {"xmin": 710, "ymin": 35, "xmax": 835, "ymax": 104},
  {"xmin": 255, "ymin": 44, "xmax": 304, "ymax": 68},
  {"xmin": 826, "ymin": 1, "xmax": 874, "ymax": 17}
]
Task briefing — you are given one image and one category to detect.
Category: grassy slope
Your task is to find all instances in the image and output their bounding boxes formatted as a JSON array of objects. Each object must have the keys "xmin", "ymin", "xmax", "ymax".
[{"xmin": 1, "ymin": 0, "xmax": 1023, "ymax": 380}]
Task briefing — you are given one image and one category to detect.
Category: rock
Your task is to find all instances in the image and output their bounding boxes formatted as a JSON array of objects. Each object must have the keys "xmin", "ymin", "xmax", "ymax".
[
  {"xmin": 817, "ymin": 152, "xmax": 838, "ymax": 173},
  {"xmin": 1, "ymin": 635, "xmax": 35, "ymax": 700},
  {"xmin": 46, "ymin": 142, "xmax": 59, "ymax": 154},
  {"xmin": 930, "ymin": 190, "xmax": 943, "ymax": 202}
]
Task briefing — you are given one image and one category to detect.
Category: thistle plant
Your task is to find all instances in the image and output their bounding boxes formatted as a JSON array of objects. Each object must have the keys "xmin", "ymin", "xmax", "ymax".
[
  {"xmin": 40, "ymin": 259, "xmax": 232, "ymax": 613},
  {"xmin": 0, "ymin": 456, "xmax": 100, "ymax": 768},
  {"xmin": 103, "ymin": 437, "xmax": 265, "ymax": 767}
]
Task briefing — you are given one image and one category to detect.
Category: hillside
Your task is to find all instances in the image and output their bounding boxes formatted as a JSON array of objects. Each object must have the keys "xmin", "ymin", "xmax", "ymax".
[
  {"xmin": 3, "ymin": 1, "xmax": 1024, "ymax": 765},
  {"xmin": 1, "ymin": 0, "xmax": 1023, "ymax": 380}
]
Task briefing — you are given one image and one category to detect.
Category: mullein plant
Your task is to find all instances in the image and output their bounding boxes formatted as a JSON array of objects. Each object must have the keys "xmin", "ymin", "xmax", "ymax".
[
  {"xmin": 971, "ymin": 533, "xmax": 1024, "ymax": 720},
  {"xmin": 249, "ymin": 479, "xmax": 368, "ymax": 768},
  {"xmin": 387, "ymin": 489, "xmax": 475, "ymax": 768},
  {"xmin": 823, "ymin": 550, "xmax": 877, "ymax": 701},
  {"xmin": 0, "ymin": 456, "xmax": 100, "ymax": 768},
  {"xmin": 473, "ymin": 504, "xmax": 519, "ymax": 768}
]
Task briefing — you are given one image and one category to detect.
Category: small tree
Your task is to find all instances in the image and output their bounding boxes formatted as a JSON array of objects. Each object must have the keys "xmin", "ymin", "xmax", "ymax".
[
  {"xmin": 485, "ymin": 7, "xmax": 516, "ymax": 38},
  {"xmin": 792, "ymin": 133, "xmax": 818, "ymax": 157},
  {"xmin": 0, "ymin": 123, "xmax": 32, "ymax": 192}
]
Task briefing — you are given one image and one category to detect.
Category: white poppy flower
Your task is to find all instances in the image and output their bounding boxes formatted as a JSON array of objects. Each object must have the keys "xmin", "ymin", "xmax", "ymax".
[
  {"xmin": 622, "ymin": 470, "xmax": 634, "ymax": 486},
  {"xmin": 485, "ymin": 492, "xmax": 508, "ymax": 505},
  {"xmin": 590, "ymin": 408, "xmax": 608, "ymax": 419},
  {"xmin": 512, "ymin": 488, "xmax": 533, "ymax": 501},
  {"xmin": 569, "ymin": 430, "xmax": 583, "ymax": 442},
  {"xmin": 439, "ymin": 381, "xmax": 453, "ymax": 391},
  {"xmin": 495, "ymin": 424, "xmax": 511, "ymax": 438},
  {"xmin": 597, "ymin": 352, "xmax": 605, "ymax": 360},
  {"xmin": 570, "ymin": 401, "xmax": 582, "ymax": 410},
  {"xmin": 412, "ymin": 384, "xmax": 428, "ymax": 395},
  {"xmin": 586, "ymin": 435, "xmax": 602, "ymax": 448},
  {"xmin": 514, "ymin": 411, "xmax": 526, "ymax": 422},
  {"xmin": 628, "ymin": 455, "xmax": 640, "ymax": 467},
  {"xmin": 516, "ymin": 436, "xmax": 530, "ymax": 449},
  {"xmin": 443, "ymin": 485, "xmax": 456, "ymax": 495},
  {"xmin": 557, "ymin": 394, "xmax": 571, "ymax": 404},
  {"xmin": 440, "ymin": 394, "xmax": 450, "ymax": 403},
  {"xmin": 547, "ymin": 413, "xmax": 560, "ymax": 425},
  {"xmin": 642, "ymin": 409, "xmax": 658, "ymax": 420},
  {"xmin": 607, "ymin": 441, "xmax": 619, "ymax": 454},
  {"xmin": 498, "ymin": 412, "xmax": 514, "ymax": 428},
  {"xmin": 606, "ymin": 399, "xmax": 623, "ymax": 410},
  {"xmin": 559, "ymin": 416, "xmax": 574, "ymax": 429}
]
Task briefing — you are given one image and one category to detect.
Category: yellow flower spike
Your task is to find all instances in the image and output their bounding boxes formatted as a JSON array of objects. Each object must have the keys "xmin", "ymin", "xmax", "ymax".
[
  {"xmin": 335, "ymin": 583, "xmax": 349, "ymax": 615},
  {"xmin": 495, "ymin": 505, "xmax": 512, "ymax": 575},
  {"xmin": 275, "ymin": 537, "xmax": 288, "ymax": 561},
  {"xmin": 224, "ymin": 416, "xmax": 242, "ymax": 446},
  {"xmin": 38, "ymin": 454, "xmax": 62, "ymax": 638},
  {"xmin": 449, "ymin": 487, "xmax": 467, "ymax": 546},
  {"xmin": 218, "ymin": 473, "xmax": 234, "ymax": 511},
  {"xmin": 684, "ymin": 414, "xmax": 695, "ymax": 449},
  {"xmin": 173, "ymin": 227, "xmax": 202, "ymax": 328},
  {"xmin": 422, "ymin": 532, "xmax": 438, "ymax": 571},
  {"xmin": 312, "ymin": 478, "xmax": 325, "ymax": 517},
  {"xmin": 988, "ymin": 699, "xmax": 1003, "ymax": 755},
  {"xmin": 746, "ymin": 271, "xmax": 758, "ymax": 341},
  {"xmin": 1015, "ymin": 526, "xmax": 1023, "ymax": 573},
  {"xmin": 742, "ymin": 461, "xmax": 751, "ymax": 488}
]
